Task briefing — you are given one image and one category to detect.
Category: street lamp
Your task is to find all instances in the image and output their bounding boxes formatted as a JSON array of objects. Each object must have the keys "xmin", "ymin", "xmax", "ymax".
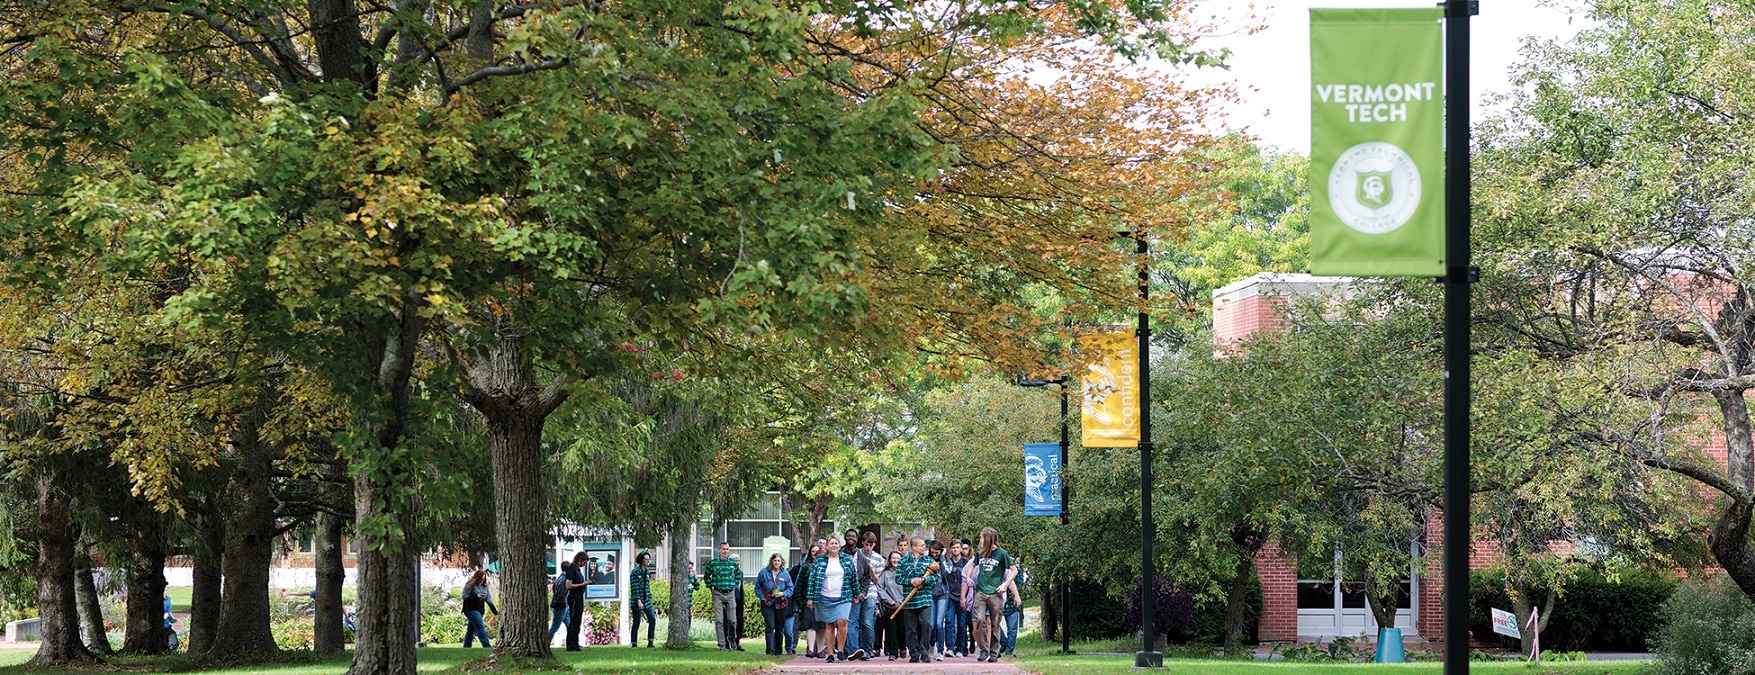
[
  {"xmin": 1116, "ymin": 230, "xmax": 1161, "ymax": 669},
  {"xmin": 1015, "ymin": 375, "xmax": 1073, "ymax": 655}
]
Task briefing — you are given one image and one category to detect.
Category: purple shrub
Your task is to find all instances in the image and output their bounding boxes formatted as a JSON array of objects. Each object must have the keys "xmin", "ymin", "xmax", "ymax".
[{"xmin": 1124, "ymin": 576, "xmax": 1197, "ymax": 640}]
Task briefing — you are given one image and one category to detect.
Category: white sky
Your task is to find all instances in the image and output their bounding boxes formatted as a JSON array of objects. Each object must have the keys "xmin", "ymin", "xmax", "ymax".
[{"xmin": 1181, "ymin": 1, "xmax": 1595, "ymax": 152}]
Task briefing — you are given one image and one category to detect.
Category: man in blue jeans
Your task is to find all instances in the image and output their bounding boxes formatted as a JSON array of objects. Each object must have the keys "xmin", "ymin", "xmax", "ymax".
[
  {"xmin": 928, "ymin": 540, "xmax": 950, "ymax": 660},
  {"xmin": 843, "ymin": 532, "xmax": 882, "ymax": 659},
  {"xmin": 937, "ymin": 540, "xmax": 968, "ymax": 658}
]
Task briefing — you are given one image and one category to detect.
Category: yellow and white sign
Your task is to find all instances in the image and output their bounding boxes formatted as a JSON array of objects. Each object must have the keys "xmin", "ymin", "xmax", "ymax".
[{"xmin": 1079, "ymin": 330, "xmax": 1140, "ymax": 447}]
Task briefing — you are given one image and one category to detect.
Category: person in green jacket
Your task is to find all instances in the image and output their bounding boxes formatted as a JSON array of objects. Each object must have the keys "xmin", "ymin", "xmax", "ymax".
[
  {"xmin": 704, "ymin": 542, "xmax": 743, "ymax": 650},
  {"xmin": 897, "ymin": 537, "xmax": 938, "ymax": 664},
  {"xmin": 629, "ymin": 552, "xmax": 655, "ymax": 648}
]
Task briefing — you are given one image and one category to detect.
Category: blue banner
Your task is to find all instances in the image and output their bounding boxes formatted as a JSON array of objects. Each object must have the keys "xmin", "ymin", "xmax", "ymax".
[{"xmin": 1024, "ymin": 442, "xmax": 1063, "ymax": 516}]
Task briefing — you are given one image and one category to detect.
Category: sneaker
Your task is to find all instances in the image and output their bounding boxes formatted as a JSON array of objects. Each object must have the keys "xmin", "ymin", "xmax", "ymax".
[{"xmin": 850, "ymin": 648, "xmax": 865, "ymax": 660}]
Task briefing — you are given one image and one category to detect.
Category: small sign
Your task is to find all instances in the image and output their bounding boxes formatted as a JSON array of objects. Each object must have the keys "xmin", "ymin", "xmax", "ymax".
[{"xmin": 1491, "ymin": 608, "xmax": 1521, "ymax": 638}]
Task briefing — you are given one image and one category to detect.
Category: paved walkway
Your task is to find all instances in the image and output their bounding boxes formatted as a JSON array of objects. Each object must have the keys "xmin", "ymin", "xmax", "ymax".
[{"xmin": 769, "ymin": 653, "xmax": 1026, "ymax": 674}]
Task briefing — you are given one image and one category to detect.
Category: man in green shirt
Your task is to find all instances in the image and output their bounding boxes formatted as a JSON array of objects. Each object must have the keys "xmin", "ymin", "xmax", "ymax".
[
  {"xmin": 897, "ymin": 537, "xmax": 938, "ymax": 663},
  {"xmin": 968, "ymin": 527, "xmax": 1017, "ymax": 663},
  {"xmin": 704, "ymin": 542, "xmax": 743, "ymax": 650}
]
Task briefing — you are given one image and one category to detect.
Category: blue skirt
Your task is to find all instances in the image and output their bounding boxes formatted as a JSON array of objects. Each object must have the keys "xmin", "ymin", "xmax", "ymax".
[{"xmin": 816, "ymin": 599, "xmax": 851, "ymax": 623}]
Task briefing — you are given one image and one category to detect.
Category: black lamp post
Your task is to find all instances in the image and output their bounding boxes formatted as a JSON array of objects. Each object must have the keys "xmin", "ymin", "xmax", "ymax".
[
  {"xmin": 1016, "ymin": 375, "xmax": 1073, "ymax": 655},
  {"xmin": 1116, "ymin": 231, "xmax": 1160, "ymax": 669}
]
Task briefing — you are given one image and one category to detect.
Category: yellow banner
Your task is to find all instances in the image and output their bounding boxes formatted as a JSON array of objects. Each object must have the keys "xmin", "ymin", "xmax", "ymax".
[{"xmin": 1079, "ymin": 330, "xmax": 1140, "ymax": 447}]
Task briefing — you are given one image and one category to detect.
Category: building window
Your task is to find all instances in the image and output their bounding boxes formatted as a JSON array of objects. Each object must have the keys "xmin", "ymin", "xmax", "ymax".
[{"xmin": 693, "ymin": 492, "xmax": 832, "ymax": 578}]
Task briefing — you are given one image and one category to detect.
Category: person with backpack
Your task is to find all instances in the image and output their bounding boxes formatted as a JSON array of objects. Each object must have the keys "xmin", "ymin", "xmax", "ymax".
[
  {"xmin": 564, "ymin": 551, "xmax": 589, "ymax": 651},
  {"xmin": 461, "ymin": 570, "xmax": 499, "ymax": 648},
  {"xmin": 548, "ymin": 561, "xmax": 572, "ymax": 643},
  {"xmin": 629, "ymin": 552, "xmax": 655, "ymax": 647}
]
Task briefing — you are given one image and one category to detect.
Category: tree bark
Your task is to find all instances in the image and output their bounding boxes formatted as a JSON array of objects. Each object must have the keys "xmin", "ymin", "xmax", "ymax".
[
  {"xmin": 347, "ymin": 296, "xmax": 427, "ymax": 675},
  {"xmin": 120, "ymin": 535, "xmax": 168, "ymax": 654},
  {"xmin": 666, "ymin": 515, "xmax": 695, "ymax": 649},
  {"xmin": 308, "ymin": 0, "xmax": 375, "ymax": 89},
  {"xmin": 73, "ymin": 552, "xmax": 112, "ymax": 655},
  {"xmin": 32, "ymin": 466, "xmax": 92, "ymax": 665},
  {"xmin": 1221, "ymin": 536, "xmax": 1262, "ymax": 653},
  {"xmin": 186, "ymin": 515, "xmax": 225, "ymax": 655},
  {"xmin": 464, "ymin": 315, "xmax": 568, "ymax": 663},
  {"xmin": 315, "ymin": 509, "xmax": 348, "ymax": 653},
  {"xmin": 1510, "ymin": 585, "xmax": 1555, "ymax": 657},
  {"xmin": 212, "ymin": 431, "xmax": 280, "ymax": 655},
  {"xmin": 1040, "ymin": 580, "xmax": 1059, "ymax": 643}
]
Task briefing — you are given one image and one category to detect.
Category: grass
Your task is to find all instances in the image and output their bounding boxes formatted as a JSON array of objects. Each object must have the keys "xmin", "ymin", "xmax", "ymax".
[{"xmin": 0, "ymin": 643, "xmax": 782, "ymax": 674}]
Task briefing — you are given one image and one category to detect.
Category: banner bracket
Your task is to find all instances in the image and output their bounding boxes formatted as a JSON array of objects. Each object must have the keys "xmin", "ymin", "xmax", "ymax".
[
  {"xmin": 1440, "ymin": 265, "xmax": 1478, "ymax": 284},
  {"xmin": 1437, "ymin": 0, "xmax": 1478, "ymax": 16}
]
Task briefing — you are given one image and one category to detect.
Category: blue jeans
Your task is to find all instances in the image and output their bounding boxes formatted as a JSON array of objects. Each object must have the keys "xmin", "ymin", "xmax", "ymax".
[
  {"xmin": 464, "ymin": 610, "xmax": 491, "ymax": 648},
  {"xmin": 631, "ymin": 601, "xmax": 656, "ymax": 645},
  {"xmin": 1002, "ymin": 611, "xmax": 1020, "ymax": 654},
  {"xmin": 932, "ymin": 597, "xmax": 953, "ymax": 653},
  {"xmin": 548, "ymin": 605, "xmax": 569, "ymax": 641},
  {"xmin": 784, "ymin": 614, "xmax": 796, "ymax": 653},
  {"xmin": 857, "ymin": 598, "xmax": 877, "ymax": 654}
]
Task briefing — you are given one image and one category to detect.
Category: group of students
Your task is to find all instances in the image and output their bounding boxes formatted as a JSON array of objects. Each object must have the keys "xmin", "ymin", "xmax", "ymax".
[{"xmin": 738, "ymin": 527, "xmax": 1025, "ymax": 664}]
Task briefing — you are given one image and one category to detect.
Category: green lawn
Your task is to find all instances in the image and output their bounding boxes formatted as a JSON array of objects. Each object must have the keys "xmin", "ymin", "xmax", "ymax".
[{"xmin": 0, "ymin": 644, "xmax": 782, "ymax": 674}]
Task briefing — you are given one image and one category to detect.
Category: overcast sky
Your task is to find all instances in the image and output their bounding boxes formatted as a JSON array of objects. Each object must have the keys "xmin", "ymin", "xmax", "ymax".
[{"xmin": 1181, "ymin": 1, "xmax": 1594, "ymax": 152}]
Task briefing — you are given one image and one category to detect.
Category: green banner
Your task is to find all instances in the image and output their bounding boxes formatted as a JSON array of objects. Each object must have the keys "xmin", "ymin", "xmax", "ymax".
[{"xmin": 1310, "ymin": 8, "xmax": 1444, "ymax": 277}]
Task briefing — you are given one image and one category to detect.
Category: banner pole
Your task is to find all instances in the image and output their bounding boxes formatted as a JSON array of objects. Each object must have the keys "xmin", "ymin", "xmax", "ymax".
[{"xmin": 1441, "ymin": 1, "xmax": 1476, "ymax": 674}]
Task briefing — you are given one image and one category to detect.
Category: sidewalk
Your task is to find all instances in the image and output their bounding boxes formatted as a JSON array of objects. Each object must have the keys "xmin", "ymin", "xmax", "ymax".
[{"xmin": 771, "ymin": 653, "xmax": 1026, "ymax": 674}]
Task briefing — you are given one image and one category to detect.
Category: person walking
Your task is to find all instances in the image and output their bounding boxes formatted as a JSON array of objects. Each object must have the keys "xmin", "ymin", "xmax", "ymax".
[
  {"xmin": 969, "ymin": 527, "xmax": 1018, "ymax": 662},
  {"xmin": 1000, "ymin": 571, "xmax": 1026, "ymax": 656},
  {"xmin": 874, "ymin": 550, "xmax": 904, "ymax": 660},
  {"xmin": 705, "ymin": 542, "xmax": 742, "ymax": 650},
  {"xmin": 898, "ymin": 537, "xmax": 938, "ymax": 664},
  {"xmin": 790, "ymin": 544, "xmax": 819, "ymax": 656},
  {"xmin": 808, "ymin": 536, "xmax": 864, "ymax": 663},
  {"xmin": 732, "ymin": 554, "xmax": 748, "ymax": 646},
  {"xmin": 564, "ymin": 551, "xmax": 589, "ymax": 651},
  {"xmin": 756, "ymin": 554, "xmax": 794, "ymax": 656},
  {"xmin": 548, "ymin": 561, "xmax": 572, "ymax": 644},
  {"xmin": 629, "ymin": 552, "xmax": 656, "ymax": 648},
  {"xmin": 853, "ymin": 531, "xmax": 883, "ymax": 659},
  {"xmin": 461, "ymin": 570, "xmax": 498, "ymax": 649},
  {"xmin": 926, "ymin": 539, "xmax": 949, "ymax": 660},
  {"xmin": 940, "ymin": 539, "xmax": 968, "ymax": 658}
]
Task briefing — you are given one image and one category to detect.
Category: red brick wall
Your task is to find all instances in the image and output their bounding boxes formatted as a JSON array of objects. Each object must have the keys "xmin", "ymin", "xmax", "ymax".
[
  {"xmin": 1256, "ymin": 542, "xmax": 1298, "ymax": 642},
  {"xmin": 1213, "ymin": 293, "xmax": 1287, "ymax": 355}
]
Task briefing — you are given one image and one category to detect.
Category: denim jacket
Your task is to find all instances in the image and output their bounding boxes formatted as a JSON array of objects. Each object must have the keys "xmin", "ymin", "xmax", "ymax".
[{"xmin": 756, "ymin": 567, "xmax": 793, "ymax": 607}]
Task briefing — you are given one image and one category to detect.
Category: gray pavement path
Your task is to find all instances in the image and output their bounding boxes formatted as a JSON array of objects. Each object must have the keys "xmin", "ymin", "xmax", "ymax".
[{"xmin": 770, "ymin": 652, "xmax": 1025, "ymax": 674}]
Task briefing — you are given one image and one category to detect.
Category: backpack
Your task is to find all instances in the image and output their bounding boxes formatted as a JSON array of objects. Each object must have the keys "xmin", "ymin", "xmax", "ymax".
[{"xmin": 550, "ymin": 572, "xmax": 568, "ymax": 609}]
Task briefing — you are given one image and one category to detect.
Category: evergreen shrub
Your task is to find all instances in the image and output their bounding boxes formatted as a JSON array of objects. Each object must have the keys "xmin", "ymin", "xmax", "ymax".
[
  {"xmin": 1468, "ymin": 564, "xmax": 1676, "ymax": 651},
  {"xmin": 1652, "ymin": 576, "xmax": 1755, "ymax": 675}
]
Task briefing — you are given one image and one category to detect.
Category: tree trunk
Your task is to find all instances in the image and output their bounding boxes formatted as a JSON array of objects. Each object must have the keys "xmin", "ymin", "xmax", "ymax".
[
  {"xmin": 666, "ymin": 516, "xmax": 695, "ymax": 649},
  {"xmin": 73, "ymin": 552, "xmax": 112, "ymax": 655},
  {"xmin": 212, "ymin": 432, "xmax": 280, "ymax": 655},
  {"xmin": 1706, "ymin": 388, "xmax": 1755, "ymax": 598},
  {"xmin": 121, "ymin": 537, "xmax": 168, "ymax": 654},
  {"xmin": 186, "ymin": 517, "xmax": 225, "ymax": 655},
  {"xmin": 347, "ymin": 479, "xmax": 420, "ymax": 675},
  {"xmin": 1040, "ymin": 580, "xmax": 1059, "ymax": 643},
  {"xmin": 1222, "ymin": 544, "xmax": 1261, "ymax": 653},
  {"xmin": 1363, "ymin": 578, "xmax": 1399, "ymax": 633},
  {"xmin": 345, "ymin": 297, "xmax": 426, "ymax": 675},
  {"xmin": 1509, "ymin": 585, "xmax": 1555, "ymax": 657},
  {"xmin": 464, "ymin": 317, "xmax": 569, "ymax": 663},
  {"xmin": 315, "ymin": 509, "xmax": 348, "ymax": 653},
  {"xmin": 32, "ymin": 466, "xmax": 92, "ymax": 665}
]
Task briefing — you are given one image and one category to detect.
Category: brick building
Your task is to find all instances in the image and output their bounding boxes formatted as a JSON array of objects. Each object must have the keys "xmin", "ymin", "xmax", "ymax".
[{"xmin": 1213, "ymin": 272, "xmax": 1434, "ymax": 643}]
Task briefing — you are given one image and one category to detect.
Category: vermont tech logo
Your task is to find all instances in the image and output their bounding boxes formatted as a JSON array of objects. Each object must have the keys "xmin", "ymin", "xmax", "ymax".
[{"xmin": 1327, "ymin": 142, "xmax": 1421, "ymax": 234}]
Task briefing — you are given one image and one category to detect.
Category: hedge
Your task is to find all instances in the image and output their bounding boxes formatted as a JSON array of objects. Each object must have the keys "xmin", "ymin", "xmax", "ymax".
[{"xmin": 1469, "ymin": 564, "xmax": 1676, "ymax": 651}]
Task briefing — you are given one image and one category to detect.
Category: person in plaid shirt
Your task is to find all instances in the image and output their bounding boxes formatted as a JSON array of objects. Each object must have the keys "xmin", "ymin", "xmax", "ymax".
[
  {"xmin": 629, "ymin": 552, "xmax": 655, "ymax": 648},
  {"xmin": 704, "ymin": 542, "xmax": 743, "ymax": 650},
  {"xmin": 897, "ymin": 537, "xmax": 938, "ymax": 663}
]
